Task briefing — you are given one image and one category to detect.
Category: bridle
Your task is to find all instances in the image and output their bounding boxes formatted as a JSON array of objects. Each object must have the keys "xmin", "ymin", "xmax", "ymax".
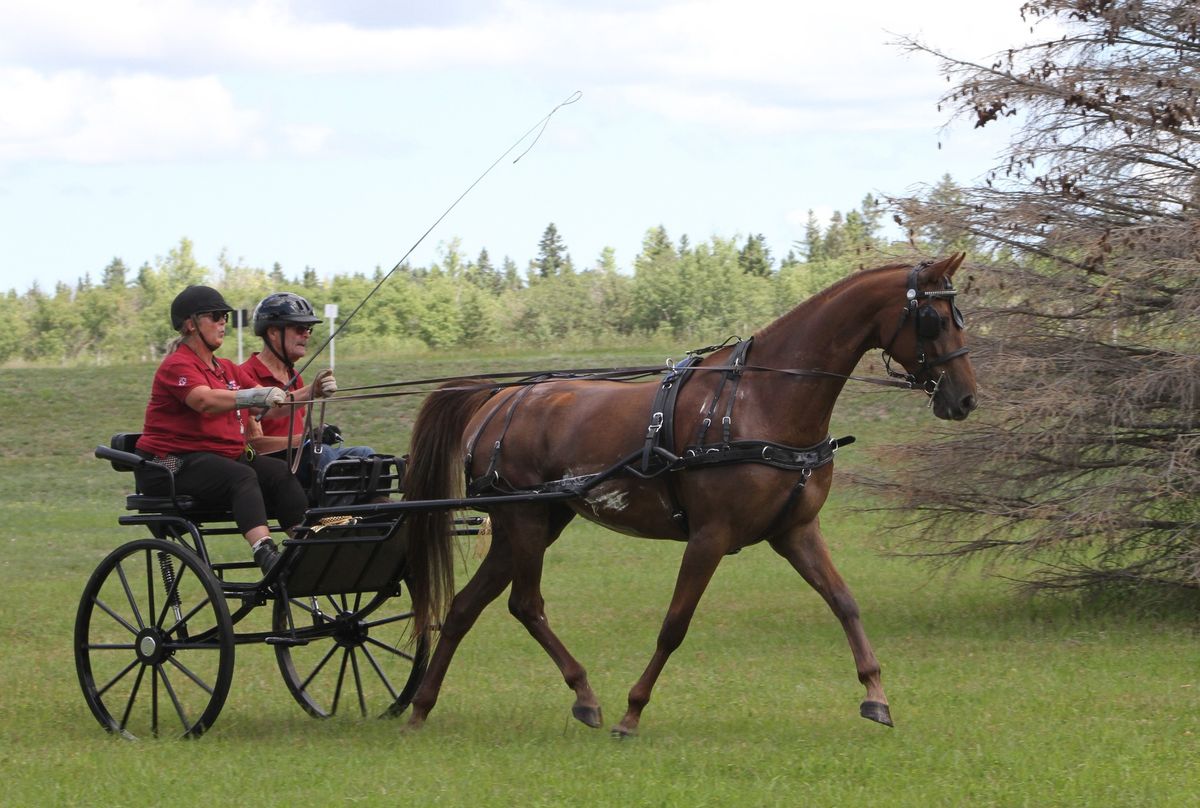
[{"xmin": 881, "ymin": 263, "xmax": 969, "ymax": 397}]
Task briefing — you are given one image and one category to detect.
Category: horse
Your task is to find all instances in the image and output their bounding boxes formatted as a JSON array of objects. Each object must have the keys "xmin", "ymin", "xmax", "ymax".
[{"xmin": 400, "ymin": 253, "xmax": 977, "ymax": 736}]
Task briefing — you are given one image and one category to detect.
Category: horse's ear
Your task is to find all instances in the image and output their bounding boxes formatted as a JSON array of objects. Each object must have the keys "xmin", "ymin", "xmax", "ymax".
[
  {"xmin": 923, "ymin": 252, "xmax": 966, "ymax": 284},
  {"xmin": 946, "ymin": 251, "xmax": 966, "ymax": 278}
]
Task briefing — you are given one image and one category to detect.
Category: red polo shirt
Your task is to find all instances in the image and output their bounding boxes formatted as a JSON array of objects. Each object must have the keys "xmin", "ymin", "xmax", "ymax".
[
  {"xmin": 136, "ymin": 345, "xmax": 258, "ymax": 459},
  {"xmin": 240, "ymin": 352, "xmax": 305, "ymax": 439}
]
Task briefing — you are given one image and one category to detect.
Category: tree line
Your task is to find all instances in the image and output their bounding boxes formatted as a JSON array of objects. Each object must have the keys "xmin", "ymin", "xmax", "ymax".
[{"xmin": 3, "ymin": 193, "xmax": 946, "ymax": 365}]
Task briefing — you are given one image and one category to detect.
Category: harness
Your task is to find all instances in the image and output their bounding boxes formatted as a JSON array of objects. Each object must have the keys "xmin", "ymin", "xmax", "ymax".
[
  {"xmin": 640, "ymin": 337, "xmax": 751, "ymax": 474},
  {"xmin": 464, "ymin": 338, "xmax": 854, "ymax": 534},
  {"xmin": 461, "ymin": 263, "xmax": 964, "ymax": 532}
]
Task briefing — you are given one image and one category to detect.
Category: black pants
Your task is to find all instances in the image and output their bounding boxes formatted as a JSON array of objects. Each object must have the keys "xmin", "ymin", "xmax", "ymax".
[{"xmin": 136, "ymin": 451, "xmax": 308, "ymax": 536}]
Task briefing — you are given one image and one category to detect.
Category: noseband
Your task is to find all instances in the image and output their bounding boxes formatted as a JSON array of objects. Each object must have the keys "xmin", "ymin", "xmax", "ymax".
[{"xmin": 882, "ymin": 263, "xmax": 969, "ymax": 395}]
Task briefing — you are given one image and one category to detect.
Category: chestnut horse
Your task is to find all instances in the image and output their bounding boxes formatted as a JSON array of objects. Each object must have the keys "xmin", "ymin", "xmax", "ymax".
[{"xmin": 401, "ymin": 254, "xmax": 976, "ymax": 735}]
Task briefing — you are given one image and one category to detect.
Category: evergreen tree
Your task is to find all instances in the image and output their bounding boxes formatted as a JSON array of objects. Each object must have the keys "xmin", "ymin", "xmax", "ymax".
[
  {"xmin": 466, "ymin": 247, "xmax": 503, "ymax": 294},
  {"xmin": 822, "ymin": 211, "xmax": 847, "ymax": 259},
  {"xmin": 532, "ymin": 222, "xmax": 573, "ymax": 278},
  {"xmin": 501, "ymin": 256, "xmax": 522, "ymax": 291},
  {"xmin": 101, "ymin": 258, "xmax": 127, "ymax": 290},
  {"xmin": 738, "ymin": 233, "xmax": 773, "ymax": 277},
  {"xmin": 799, "ymin": 210, "xmax": 824, "ymax": 262}
]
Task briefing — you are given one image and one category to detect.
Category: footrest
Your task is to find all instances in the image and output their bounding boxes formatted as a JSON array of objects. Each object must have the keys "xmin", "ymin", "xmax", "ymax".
[{"xmin": 265, "ymin": 635, "xmax": 310, "ymax": 647}]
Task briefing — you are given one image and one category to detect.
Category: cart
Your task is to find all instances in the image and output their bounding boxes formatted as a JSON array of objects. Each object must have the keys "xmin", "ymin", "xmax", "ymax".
[{"xmin": 75, "ymin": 434, "xmax": 483, "ymax": 739}]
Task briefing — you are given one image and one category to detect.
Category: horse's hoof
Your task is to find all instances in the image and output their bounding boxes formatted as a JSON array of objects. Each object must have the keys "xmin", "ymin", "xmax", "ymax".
[
  {"xmin": 860, "ymin": 700, "xmax": 894, "ymax": 727},
  {"xmin": 610, "ymin": 723, "xmax": 637, "ymax": 739},
  {"xmin": 572, "ymin": 704, "xmax": 603, "ymax": 729}
]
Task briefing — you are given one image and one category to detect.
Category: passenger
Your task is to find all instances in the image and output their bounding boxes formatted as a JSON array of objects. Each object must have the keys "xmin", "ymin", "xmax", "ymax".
[
  {"xmin": 134, "ymin": 285, "xmax": 332, "ymax": 574},
  {"xmin": 241, "ymin": 292, "xmax": 376, "ymax": 494}
]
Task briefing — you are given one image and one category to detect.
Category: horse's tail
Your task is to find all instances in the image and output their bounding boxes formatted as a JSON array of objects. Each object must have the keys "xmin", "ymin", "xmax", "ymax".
[{"xmin": 404, "ymin": 380, "xmax": 496, "ymax": 634}]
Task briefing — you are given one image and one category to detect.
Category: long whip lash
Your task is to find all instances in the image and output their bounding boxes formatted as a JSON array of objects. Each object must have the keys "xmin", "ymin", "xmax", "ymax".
[{"xmin": 287, "ymin": 90, "xmax": 583, "ymax": 387}]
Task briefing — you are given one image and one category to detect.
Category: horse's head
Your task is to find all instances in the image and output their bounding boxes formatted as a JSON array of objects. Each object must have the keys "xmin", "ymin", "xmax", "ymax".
[{"xmin": 880, "ymin": 253, "xmax": 978, "ymax": 421}]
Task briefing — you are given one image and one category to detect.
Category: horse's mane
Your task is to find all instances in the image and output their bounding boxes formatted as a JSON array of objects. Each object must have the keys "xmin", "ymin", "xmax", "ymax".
[{"xmin": 755, "ymin": 262, "xmax": 910, "ymax": 341}]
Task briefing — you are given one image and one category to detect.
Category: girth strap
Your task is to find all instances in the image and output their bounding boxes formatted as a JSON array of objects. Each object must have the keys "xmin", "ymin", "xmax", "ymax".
[{"xmin": 677, "ymin": 435, "xmax": 854, "ymax": 472}]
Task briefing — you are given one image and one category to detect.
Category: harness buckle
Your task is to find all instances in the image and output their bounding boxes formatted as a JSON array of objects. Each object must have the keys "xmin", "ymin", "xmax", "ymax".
[{"xmin": 647, "ymin": 412, "xmax": 664, "ymax": 436}]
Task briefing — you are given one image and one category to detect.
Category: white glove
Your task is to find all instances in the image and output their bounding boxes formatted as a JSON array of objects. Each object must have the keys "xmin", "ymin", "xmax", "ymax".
[
  {"xmin": 313, "ymin": 369, "xmax": 337, "ymax": 398},
  {"xmin": 235, "ymin": 386, "xmax": 287, "ymax": 409}
]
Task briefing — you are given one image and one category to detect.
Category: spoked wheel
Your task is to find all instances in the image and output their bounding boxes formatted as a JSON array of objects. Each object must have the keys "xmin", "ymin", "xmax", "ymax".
[
  {"xmin": 273, "ymin": 586, "xmax": 429, "ymax": 719},
  {"xmin": 74, "ymin": 538, "xmax": 235, "ymax": 739}
]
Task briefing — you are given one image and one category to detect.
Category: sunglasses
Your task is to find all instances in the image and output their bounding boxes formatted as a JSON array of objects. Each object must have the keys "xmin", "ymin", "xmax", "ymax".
[
  {"xmin": 201, "ymin": 311, "xmax": 229, "ymax": 323},
  {"xmin": 288, "ymin": 324, "xmax": 316, "ymax": 335}
]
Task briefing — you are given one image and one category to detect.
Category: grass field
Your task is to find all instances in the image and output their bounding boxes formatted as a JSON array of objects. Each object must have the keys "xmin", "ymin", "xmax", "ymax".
[{"xmin": 1, "ymin": 350, "xmax": 1197, "ymax": 807}]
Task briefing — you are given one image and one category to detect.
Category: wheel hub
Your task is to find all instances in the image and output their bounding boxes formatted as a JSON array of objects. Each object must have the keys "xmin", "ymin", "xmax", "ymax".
[
  {"xmin": 135, "ymin": 628, "xmax": 170, "ymax": 664},
  {"xmin": 333, "ymin": 616, "xmax": 369, "ymax": 649}
]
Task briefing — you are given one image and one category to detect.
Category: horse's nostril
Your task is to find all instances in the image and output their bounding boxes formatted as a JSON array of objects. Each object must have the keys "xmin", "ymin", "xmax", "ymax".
[{"xmin": 962, "ymin": 394, "xmax": 977, "ymax": 413}]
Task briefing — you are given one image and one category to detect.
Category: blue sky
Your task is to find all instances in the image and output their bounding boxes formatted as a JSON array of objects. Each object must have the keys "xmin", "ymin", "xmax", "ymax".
[{"xmin": 0, "ymin": 1, "xmax": 1049, "ymax": 294}]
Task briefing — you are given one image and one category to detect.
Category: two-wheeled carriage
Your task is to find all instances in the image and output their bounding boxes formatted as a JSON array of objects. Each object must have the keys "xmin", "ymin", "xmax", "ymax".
[{"xmin": 75, "ymin": 434, "xmax": 488, "ymax": 739}]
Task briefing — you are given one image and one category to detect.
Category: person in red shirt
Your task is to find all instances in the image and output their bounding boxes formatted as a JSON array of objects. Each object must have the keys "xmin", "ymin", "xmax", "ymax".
[
  {"xmin": 241, "ymin": 292, "xmax": 372, "ymax": 492},
  {"xmin": 134, "ymin": 285, "xmax": 334, "ymax": 574}
]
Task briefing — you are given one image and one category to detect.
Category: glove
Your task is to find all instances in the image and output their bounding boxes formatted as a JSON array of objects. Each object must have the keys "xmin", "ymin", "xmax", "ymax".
[
  {"xmin": 235, "ymin": 386, "xmax": 287, "ymax": 409},
  {"xmin": 320, "ymin": 423, "xmax": 344, "ymax": 445},
  {"xmin": 313, "ymin": 369, "xmax": 337, "ymax": 398}
]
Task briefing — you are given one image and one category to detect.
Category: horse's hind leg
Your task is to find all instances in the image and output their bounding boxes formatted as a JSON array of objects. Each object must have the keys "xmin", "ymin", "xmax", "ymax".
[
  {"xmin": 769, "ymin": 519, "xmax": 893, "ymax": 727},
  {"xmin": 407, "ymin": 532, "xmax": 516, "ymax": 729},
  {"xmin": 505, "ymin": 505, "xmax": 603, "ymax": 728}
]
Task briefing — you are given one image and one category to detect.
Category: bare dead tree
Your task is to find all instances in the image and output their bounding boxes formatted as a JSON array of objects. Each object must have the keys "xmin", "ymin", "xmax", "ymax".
[{"xmin": 870, "ymin": 0, "xmax": 1200, "ymax": 599}]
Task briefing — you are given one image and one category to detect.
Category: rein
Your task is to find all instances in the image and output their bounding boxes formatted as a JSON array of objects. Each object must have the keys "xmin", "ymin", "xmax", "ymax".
[{"xmin": 326, "ymin": 360, "xmax": 922, "ymax": 403}]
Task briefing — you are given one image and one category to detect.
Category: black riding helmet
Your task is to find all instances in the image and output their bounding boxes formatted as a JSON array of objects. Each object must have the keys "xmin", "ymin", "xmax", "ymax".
[
  {"xmin": 252, "ymin": 292, "xmax": 322, "ymax": 338},
  {"xmin": 170, "ymin": 285, "xmax": 233, "ymax": 330}
]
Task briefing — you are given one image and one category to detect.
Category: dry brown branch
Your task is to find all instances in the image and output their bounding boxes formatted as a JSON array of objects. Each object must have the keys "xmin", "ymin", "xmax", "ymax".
[{"xmin": 877, "ymin": 0, "xmax": 1200, "ymax": 600}]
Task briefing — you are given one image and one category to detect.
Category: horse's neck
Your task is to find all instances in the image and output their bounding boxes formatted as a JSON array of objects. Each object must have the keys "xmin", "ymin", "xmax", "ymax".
[{"xmin": 747, "ymin": 275, "xmax": 890, "ymax": 439}]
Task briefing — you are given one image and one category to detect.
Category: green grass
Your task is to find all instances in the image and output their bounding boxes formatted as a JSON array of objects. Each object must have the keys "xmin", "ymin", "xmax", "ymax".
[{"xmin": 1, "ymin": 352, "xmax": 1197, "ymax": 807}]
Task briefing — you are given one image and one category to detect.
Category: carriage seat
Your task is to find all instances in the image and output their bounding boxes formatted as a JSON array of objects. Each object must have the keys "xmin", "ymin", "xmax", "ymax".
[
  {"xmin": 100, "ymin": 433, "xmax": 235, "ymax": 519},
  {"xmin": 97, "ymin": 433, "xmax": 406, "ymax": 516}
]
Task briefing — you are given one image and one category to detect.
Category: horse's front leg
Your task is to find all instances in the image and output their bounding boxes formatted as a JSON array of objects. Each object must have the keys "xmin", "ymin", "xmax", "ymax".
[
  {"xmin": 769, "ymin": 518, "xmax": 893, "ymax": 727},
  {"xmin": 613, "ymin": 531, "xmax": 728, "ymax": 737}
]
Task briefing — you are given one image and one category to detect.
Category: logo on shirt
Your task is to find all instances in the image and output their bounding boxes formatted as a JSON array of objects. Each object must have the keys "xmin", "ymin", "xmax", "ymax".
[{"xmin": 177, "ymin": 376, "xmax": 188, "ymax": 386}]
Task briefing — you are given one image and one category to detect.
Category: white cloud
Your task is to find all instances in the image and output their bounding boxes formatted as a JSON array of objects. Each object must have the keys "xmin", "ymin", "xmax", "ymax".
[
  {"xmin": 0, "ymin": 68, "xmax": 263, "ymax": 163},
  {"xmin": 280, "ymin": 123, "xmax": 334, "ymax": 156},
  {"xmin": 0, "ymin": 0, "xmax": 522, "ymax": 73},
  {"xmin": 0, "ymin": 0, "xmax": 1060, "ymax": 163}
]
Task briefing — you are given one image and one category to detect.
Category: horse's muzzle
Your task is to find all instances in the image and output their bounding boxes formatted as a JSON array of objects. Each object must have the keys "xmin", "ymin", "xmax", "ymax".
[{"xmin": 934, "ymin": 390, "xmax": 976, "ymax": 421}]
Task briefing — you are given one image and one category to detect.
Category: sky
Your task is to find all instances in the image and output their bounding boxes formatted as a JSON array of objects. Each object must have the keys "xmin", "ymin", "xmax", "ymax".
[{"xmin": 0, "ymin": 0, "xmax": 1053, "ymax": 295}]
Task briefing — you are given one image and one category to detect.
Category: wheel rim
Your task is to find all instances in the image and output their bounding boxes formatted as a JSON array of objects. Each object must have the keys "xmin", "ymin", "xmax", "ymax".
[
  {"xmin": 273, "ymin": 588, "xmax": 428, "ymax": 719},
  {"xmin": 75, "ymin": 539, "xmax": 234, "ymax": 739}
]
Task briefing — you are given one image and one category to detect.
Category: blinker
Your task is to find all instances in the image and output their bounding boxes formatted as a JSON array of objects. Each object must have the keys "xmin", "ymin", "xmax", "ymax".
[{"xmin": 916, "ymin": 305, "xmax": 943, "ymax": 340}]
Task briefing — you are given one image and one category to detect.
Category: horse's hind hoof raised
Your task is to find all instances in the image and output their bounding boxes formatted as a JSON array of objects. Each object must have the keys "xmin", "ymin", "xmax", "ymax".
[
  {"xmin": 572, "ymin": 704, "xmax": 603, "ymax": 729},
  {"xmin": 860, "ymin": 700, "xmax": 894, "ymax": 727}
]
